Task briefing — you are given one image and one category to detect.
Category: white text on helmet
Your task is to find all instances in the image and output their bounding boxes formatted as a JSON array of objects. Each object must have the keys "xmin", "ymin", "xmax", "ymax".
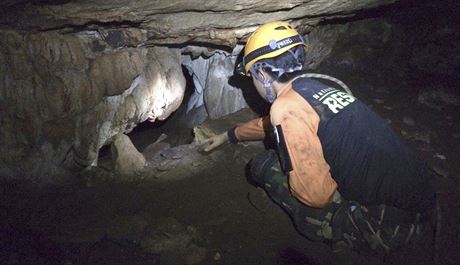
[{"xmin": 277, "ymin": 38, "xmax": 293, "ymax": 49}]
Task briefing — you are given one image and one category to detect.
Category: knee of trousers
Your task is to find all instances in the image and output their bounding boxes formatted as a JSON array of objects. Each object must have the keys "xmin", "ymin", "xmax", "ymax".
[{"xmin": 249, "ymin": 149, "xmax": 281, "ymax": 186}]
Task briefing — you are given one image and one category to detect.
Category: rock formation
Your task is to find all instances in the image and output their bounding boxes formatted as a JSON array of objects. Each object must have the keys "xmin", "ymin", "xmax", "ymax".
[{"xmin": 111, "ymin": 133, "xmax": 146, "ymax": 177}]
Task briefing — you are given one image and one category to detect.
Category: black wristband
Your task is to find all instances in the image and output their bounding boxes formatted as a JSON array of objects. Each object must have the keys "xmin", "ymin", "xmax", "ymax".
[{"xmin": 227, "ymin": 127, "xmax": 238, "ymax": 144}]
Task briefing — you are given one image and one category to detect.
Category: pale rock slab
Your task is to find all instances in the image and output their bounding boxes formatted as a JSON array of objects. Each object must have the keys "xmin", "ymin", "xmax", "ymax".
[{"xmin": 111, "ymin": 133, "xmax": 146, "ymax": 176}]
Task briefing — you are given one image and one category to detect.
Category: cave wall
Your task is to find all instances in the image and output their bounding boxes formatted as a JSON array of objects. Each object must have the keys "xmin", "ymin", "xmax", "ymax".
[
  {"xmin": 182, "ymin": 46, "xmax": 250, "ymax": 120},
  {"xmin": 315, "ymin": 1, "xmax": 460, "ymax": 85},
  {"xmin": 0, "ymin": 30, "xmax": 186, "ymax": 182}
]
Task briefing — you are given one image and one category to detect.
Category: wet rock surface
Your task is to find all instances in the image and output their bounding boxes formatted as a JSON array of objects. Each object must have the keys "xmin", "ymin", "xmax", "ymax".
[{"xmin": 143, "ymin": 143, "xmax": 214, "ymax": 180}]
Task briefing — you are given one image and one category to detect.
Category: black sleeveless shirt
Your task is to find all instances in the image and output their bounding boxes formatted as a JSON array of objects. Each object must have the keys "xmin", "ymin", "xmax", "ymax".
[{"xmin": 291, "ymin": 77, "xmax": 435, "ymax": 212}]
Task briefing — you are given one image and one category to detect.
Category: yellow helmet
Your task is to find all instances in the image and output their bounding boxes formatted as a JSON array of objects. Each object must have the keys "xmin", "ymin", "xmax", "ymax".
[{"xmin": 241, "ymin": 21, "xmax": 307, "ymax": 76}]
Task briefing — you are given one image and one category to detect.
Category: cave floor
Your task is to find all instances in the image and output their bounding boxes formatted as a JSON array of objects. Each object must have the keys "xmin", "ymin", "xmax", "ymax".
[{"xmin": 1, "ymin": 72, "xmax": 459, "ymax": 265}]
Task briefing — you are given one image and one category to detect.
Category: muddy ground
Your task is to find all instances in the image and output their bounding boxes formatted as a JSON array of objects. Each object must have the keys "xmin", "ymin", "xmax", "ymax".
[{"xmin": 0, "ymin": 70, "xmax": 458, "ymax": 265}]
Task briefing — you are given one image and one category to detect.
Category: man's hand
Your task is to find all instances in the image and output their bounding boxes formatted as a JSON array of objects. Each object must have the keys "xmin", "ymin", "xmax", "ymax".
[{"xmin": 200, "ymin": 132, "xmax": 229, "ymax": 152}]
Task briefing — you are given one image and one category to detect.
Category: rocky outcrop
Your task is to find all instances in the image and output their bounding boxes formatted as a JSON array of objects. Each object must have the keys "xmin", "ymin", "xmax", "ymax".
[
  {"xmin": 0, "ymin": 30, "xmax": 185, "ymax": 182},
  {"xmin": 0, "ymin": 0, "xmax": 397, "ymax": 182}
]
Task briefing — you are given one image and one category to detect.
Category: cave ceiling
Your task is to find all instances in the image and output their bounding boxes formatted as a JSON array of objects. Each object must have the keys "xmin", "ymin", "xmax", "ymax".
[{"xmin": 0, "ymin": 0, "xmax": 397, "ymax": 47}]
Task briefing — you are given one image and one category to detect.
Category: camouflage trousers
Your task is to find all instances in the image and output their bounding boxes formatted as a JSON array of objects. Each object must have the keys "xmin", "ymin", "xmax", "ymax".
[{"xmin": 250, "ymin": 150, "xmax": 428, "ymax": 254}]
